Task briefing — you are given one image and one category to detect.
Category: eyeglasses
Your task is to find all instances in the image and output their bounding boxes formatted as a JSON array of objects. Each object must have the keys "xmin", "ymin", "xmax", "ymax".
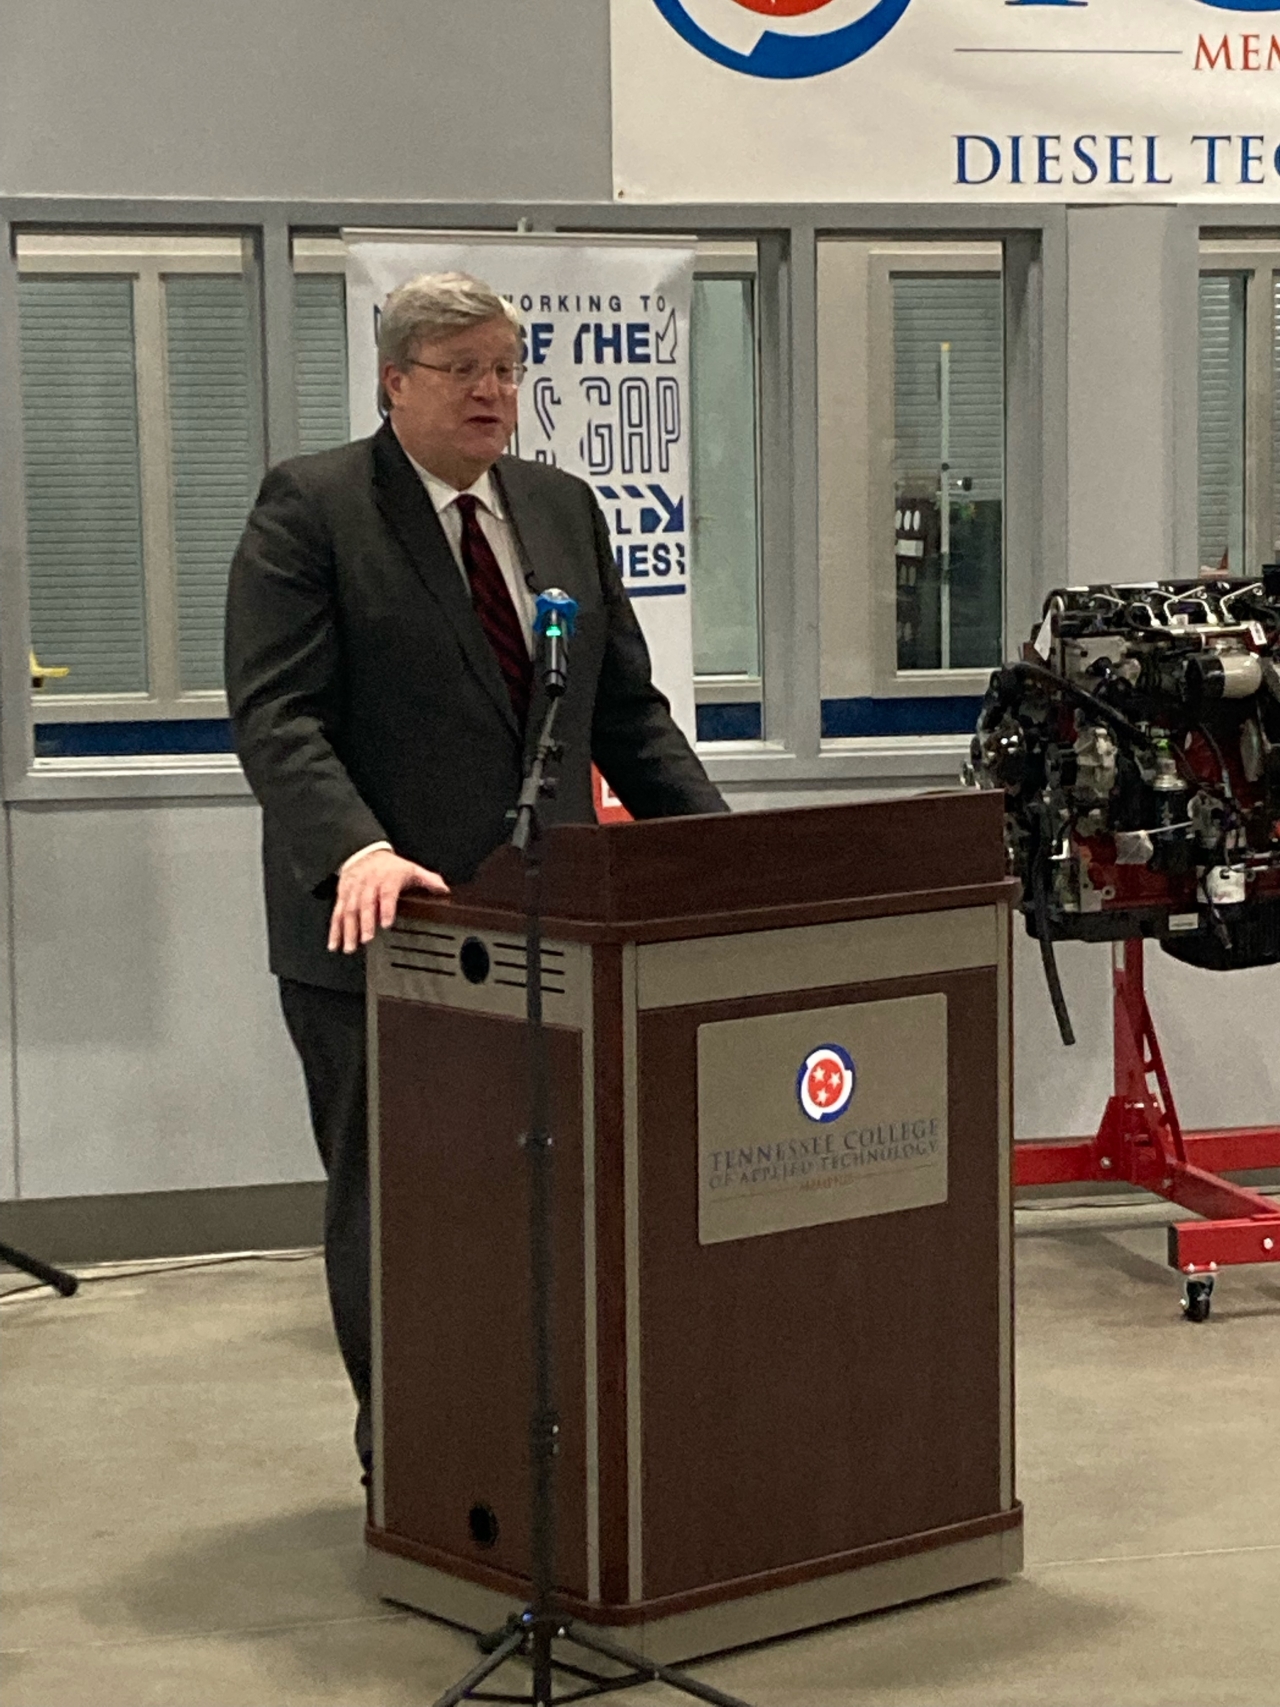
[{"xmin": 406, "ymin": 357, "xmax": 527, "ymax": 390}]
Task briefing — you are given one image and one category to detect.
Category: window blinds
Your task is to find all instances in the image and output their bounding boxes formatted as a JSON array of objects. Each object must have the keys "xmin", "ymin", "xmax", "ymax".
[
  {"xmin": 165, "ymin": 274, "xmax": 262, "ymax": 692},
  {"xmin": 19, "ymin": 275, "xmax": 150, "ymax": 696},
  {"xmin": 892, "ymin": 274, "xmax": 1004, "ymax": 504},
  {"xmin": 1198, "ymin": 274, "xmax": 1245, "ymax": 575},
  {"xmin": 294, "ymin": 273, "xmax": 350, "ymax": 455}
]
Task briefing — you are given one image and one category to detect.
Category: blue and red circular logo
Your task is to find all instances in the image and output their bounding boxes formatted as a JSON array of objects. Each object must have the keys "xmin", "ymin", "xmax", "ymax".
[
  {"xmin": 654, "ymin": 0, "xmax": 915, "ymax": 80},
  {"xmin": 796, "ymin": 1044, "xmax": 857, "ymax": 1123}
]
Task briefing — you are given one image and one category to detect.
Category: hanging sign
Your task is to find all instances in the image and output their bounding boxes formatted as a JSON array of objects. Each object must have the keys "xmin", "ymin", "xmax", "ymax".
[
  {"xmin": 612, "ymin": 0, "xmax": 1280, "ymax": 204},
  {"xmin": 343, "ymin": 233, "xmax": 698, "ymax": 743}
]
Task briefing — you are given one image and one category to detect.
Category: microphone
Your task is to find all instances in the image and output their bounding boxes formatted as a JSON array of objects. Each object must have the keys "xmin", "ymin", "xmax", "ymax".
[{"xmin": 534, "ymin": 589, "xmax": 578, "ymax": 700}]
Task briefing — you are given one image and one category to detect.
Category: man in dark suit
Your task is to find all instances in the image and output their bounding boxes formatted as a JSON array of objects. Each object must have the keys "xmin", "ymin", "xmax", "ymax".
[{"xmin": 225, "ymin": 271, "xmax": 725, "ymax": 1487}]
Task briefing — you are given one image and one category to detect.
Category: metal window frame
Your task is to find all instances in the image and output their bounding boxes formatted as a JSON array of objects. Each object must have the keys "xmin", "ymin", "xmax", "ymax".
[
  {"xmin": 833, "ymin": 240, "xmax": 1006, "ymax": 706},
  {"xmin": 0, "ymin": 197, "xmax": 1064, "ymax": 802},
  {"xmin": 1201, "ymin": 216, "xmax": 1280, "ymax": 575},
  {"xmin": 1198, "ymin": 237, "xmax": 1280, "ymax": 578},
  {"xmin": 690, "ymin": 246, "xmax": 763, "ymax": 699}
]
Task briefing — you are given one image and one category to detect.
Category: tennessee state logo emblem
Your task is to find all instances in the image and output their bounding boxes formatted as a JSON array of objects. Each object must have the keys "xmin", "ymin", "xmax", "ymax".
[
  {"xmin": 796, "ymin": 1044, "xmax": 857, "ymax": 1123},
  {"xmin": 653, "ymin": 0, "xmax": 915, "ymax": 80}
]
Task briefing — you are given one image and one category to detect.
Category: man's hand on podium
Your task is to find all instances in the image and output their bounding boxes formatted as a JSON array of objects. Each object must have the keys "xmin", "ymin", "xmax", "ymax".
[{"xmin": 328, "ymin": 848, "xmax": 449, "ymax": 954}]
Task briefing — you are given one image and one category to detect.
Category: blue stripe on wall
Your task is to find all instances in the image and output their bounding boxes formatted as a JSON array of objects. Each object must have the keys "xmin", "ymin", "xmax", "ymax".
[
  {"xmin": 820, "ymin": 696, "xmax": 984, "ymax": 738},
  {"xmin": 35, "ymin": 720, "xmax": 236, "ymax": 759},
  {"xmin": 695, "ymin": 702, "xmax": 763, "ymax": 742},
  {"xmin": 695, "ymin": 698, "xmax": 984, "ymax": 743}
]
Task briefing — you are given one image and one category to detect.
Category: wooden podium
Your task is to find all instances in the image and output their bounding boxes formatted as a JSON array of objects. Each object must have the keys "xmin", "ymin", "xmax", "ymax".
[{"xmin": 364, "ymin": 793, "xmax": 1022, "ymax": 1660}]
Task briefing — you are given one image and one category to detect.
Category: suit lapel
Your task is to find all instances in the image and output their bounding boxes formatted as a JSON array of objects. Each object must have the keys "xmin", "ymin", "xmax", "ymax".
[
  {"xmin": 493, "ymin": 457, "xmax": 562, "ymax": 600},
  {"xmin": 371, "ymin": 423, "xmax": 518, "ymax": 737}
]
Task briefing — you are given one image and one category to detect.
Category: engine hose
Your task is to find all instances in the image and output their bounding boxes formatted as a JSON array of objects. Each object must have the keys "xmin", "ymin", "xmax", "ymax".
[
  {"xmin": 1206, "ymin": 894, "xmax": 1233, "ymax": 952},
  {"xmin": 1192, "ymin": 721, "xmax": 1236, "ymax": 804},
  {"xmin": 1010, "ymin": 660, "xmax": 1148, "ymax": 744},
  {"xmin": 1013, "ymin": 660, "xmax": 1226, "ymax": 800},
  {"xmin": 1030, "ymin": 846, "xmax": 1076, "ymax": 1047}
]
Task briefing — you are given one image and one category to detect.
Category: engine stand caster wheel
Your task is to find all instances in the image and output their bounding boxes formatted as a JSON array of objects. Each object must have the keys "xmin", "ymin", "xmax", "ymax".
[{"xmin": 1182, "ymin": 1274, "xmax": 1215, "ymax": 1323}]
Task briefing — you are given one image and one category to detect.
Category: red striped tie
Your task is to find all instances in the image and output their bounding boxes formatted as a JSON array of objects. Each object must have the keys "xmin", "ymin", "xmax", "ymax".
[{"xmin": 454, "ymin": 493, "xmax": 532, "ymax": 726}]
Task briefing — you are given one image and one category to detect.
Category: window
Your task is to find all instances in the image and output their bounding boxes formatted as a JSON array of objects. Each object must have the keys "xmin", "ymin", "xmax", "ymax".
[
  {"xmin": 292, "ymin": 239, "xmax": 350, "ymax": 454},
  {"xmin": 689, "ymin": 270, "xmax": 761, "ymax": 679},
  {"xmin": 18, "ymin": 235, "xmax": 263, "ymax": 753},
  {"xmin": 892, "ymin": 274, "xmax": 1003, "ymax": 674},
  {"xmin": 1198, "ymin": 272, "xmax": 1246, "ymax": 576},
  {"xmin": 167, "ymin": 274, "xmax": 265, "ymax": 691},
  {"xmin": 20, "ymin": 273, "xmax": 149, "ymax": 697},
  {"xmin": 818, "ymin": 241, "xmax": 1006, "ymax": 741}
]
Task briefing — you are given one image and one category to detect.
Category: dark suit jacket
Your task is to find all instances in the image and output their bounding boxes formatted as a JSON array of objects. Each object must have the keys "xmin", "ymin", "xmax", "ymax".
[{"xmin": 225, "ymin": 421, "xmax": 727, "ymax": 993}]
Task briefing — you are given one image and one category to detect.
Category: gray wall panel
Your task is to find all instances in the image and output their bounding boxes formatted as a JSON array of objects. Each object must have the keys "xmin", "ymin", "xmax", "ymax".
[
  {"xmin": 0, "ymin": 0, "xmax": 611, "ymax": 202},
  {"xmin": 9, "ymin": 799, "xmax": 316, "ymax": 1198},
  {"xmin": 1014, "ymin": 934, "xmax": 1280, "ymax": 1141},
  {"xmin": 4, "ymin": 779, "xmax": 1276, "ymax": 1200},
  {"xmin": 1065, "ymin": 206, "xmax": 1200, "ymax": 586}
]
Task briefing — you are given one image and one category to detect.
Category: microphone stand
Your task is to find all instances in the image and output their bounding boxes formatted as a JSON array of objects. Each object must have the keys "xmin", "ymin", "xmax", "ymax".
[
  {"xmin": 433, "ymin": 608, "xmax": 750, "ymax": 1707},
  {"xmin": 0, "ymin": 1241, "xmax": 78, "ymax": 1298}
]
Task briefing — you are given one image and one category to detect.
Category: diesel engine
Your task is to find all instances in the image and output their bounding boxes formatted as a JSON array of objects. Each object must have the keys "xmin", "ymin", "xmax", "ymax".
[{"xmin": 968, "ymin": 577, "xmax": 1280, "ymax": 1038}]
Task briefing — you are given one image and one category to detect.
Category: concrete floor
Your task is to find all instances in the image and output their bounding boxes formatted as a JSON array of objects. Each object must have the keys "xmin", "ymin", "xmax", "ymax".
[{"xmin": 3, "ymin": 1222, "xmax": 1280, "ymax": 1707}]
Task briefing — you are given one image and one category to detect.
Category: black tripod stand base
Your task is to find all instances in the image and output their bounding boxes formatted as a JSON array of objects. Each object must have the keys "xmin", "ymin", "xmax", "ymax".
[
  {"xmin": 0, "ymin": 1240, "xmax": 78, "ymax": 1296},
  {"xmin": 476, "ymin": 1615, "xmax": 523, "ymax": 1657},
  {"xmin": 435, "ymin": 1609, "xmax": 754, "ymax": 1707}
]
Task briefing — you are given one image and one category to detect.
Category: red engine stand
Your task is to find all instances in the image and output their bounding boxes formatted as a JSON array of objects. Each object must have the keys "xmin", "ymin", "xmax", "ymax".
[{"xmin": 1015, "ymin": 939, "xmax": 1280, "ymax": 1302}]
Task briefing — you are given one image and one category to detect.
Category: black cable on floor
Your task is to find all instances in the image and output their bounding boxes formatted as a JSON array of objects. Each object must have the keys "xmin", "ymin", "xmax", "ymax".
[{"xmin": 0, "ymin": 1247, "xmax": 322, "ymax": 1307}]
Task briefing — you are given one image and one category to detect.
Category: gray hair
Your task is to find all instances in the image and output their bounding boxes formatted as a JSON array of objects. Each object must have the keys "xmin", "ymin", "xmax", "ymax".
[{"xmin": 376, "ymin": 271, "xmax": 521, "ymax": 413}]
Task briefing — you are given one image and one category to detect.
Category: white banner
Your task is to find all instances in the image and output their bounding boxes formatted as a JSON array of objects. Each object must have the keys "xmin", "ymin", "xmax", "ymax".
[
  {"xmin": 612, "ymin": 0, "xmax": 1280, "ymax": 204},
  {"xmin": 343, "ymin": 234, "xmax": 698, "ymax": 742}
]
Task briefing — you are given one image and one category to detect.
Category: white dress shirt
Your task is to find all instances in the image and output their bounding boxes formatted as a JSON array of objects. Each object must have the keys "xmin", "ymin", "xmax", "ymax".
[
  {"xmin": 340, "ymin": 457, "xmax": 537, "ymax": 875},
  {"xmin": 413, "ymin": 459, "xmax": 537, "ymax": 655}
]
